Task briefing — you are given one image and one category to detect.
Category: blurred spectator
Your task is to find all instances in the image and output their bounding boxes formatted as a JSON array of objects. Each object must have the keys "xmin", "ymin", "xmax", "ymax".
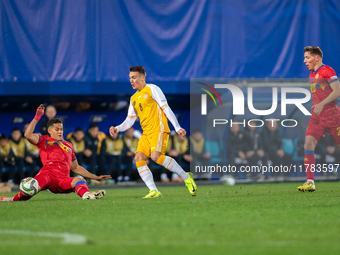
[
  {"xmin": 261, "ymin": 120, "xmax": 292, "ymax": 177},
  {"xmin": 190, "ymin": 129, "xmax": 211, "ymax": 179},
  {"xmin": 122, "ymin": 127, "xmax": 138, "ymax": 182},
  {"xmin": 8, "ymin": 128, "xmax": 26, "ymax": 184},
  {"xmin": 22, "ymin": 123, "xmax": 40, "ymax": 177},
  {"xmin": 67, "ymin": 128, "xmax": 85, "ymax": 167},
  {"xmin": 243, "ymin": 121, "xmax": 266, "ymax": 178},
  {"xmin": 163, "ymin": 133, "xmax": 191, "ymax": 182},
  {"xmin": 0, "ymin": 134, "xmax": 16, "ymax": 183},
  {"xmin": 96, "ymin": 129, "xmax": 106, "ymax": 155},
  {"xmin": 83, "ymin": 124, "xmax": 99, "ymax": 176},
  {"xmin": 40, "ymin": 105, "xmax": 57, "ymax": 135},
  {"xmin": 226, "ymin": 123, "xmax": 247, "ymax": 177},
  {"xmin": 101, "ymin": 131, "xmax": 123, "ymax": 183}
]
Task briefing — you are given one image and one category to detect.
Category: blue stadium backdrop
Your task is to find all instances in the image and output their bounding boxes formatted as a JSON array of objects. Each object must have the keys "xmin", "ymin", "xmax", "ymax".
[{"xmin": 1, "ymin": 0, "xmax": 340, "ymax": 90}]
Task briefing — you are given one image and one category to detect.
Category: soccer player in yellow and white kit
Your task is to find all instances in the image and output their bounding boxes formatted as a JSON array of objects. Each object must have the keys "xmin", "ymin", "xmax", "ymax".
[{"xmin": 109, "ymin": 66, "xmax": 197, "ymax": 198}]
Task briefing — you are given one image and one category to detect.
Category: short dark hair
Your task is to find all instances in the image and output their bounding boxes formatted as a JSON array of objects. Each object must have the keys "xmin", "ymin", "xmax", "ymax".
[
  {"xmin": 75, "ymin": 127, "xmax": 83, "ymax": 132},
  {"xmin": 192, "ymin": 129, "xmax": 202, "ymax": 134},
  {"xmin": 88, "ymin": 124, "xmax": 98, "ymax": 129},
  {"xmin": 47, "ymin": 118, "xmax": 63, "ymax": 128},
  {"xmin": 304, "ymin": 46, "xmax": 323, "ymax": 58},
  {"xmin": 130, "ymin": 66, "xmax": 146, "ymax": 76},
  {"xmin": 0, "ymin": 134, "xmax": 8, "ymax": 140},
  {"xmin": 12, "ymin": 127, "xmax": 21, "ymax": 133}
]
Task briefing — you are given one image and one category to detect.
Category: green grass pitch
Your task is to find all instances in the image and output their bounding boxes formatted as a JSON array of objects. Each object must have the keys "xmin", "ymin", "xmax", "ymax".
[{"xmin": 1, "ymin": 182, "xmax": 340, "ymax": 255}]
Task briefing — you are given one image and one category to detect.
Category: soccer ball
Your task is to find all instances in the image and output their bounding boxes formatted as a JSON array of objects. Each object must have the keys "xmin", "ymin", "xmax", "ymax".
[
  {"xmin": 219, "ymin": 175, "xmax": 236, "ymax": 186},
  {"xmin": 20, "ymin": 177, "xmax": 39, "ymax": 196}
]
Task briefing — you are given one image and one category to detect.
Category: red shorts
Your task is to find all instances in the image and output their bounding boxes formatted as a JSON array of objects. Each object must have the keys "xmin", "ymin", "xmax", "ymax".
[
  {"xmin": 306, "ymin": 114, "xmax": 340, "ymax": 144},
  {"xmin": 34, "ymin": 167, "xmax": 75, "ymax": 194}
]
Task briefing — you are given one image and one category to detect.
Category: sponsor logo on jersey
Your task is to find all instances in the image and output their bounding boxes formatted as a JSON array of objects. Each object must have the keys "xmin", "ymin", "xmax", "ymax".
[{"xmin": 46, "ymin": 140, "xmax": 72, "ymax": 153}]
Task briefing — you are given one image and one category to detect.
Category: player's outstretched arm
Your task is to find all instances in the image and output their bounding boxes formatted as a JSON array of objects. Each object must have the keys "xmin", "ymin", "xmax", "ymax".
[
  {"xmin": 150, "ymin": 85, "xmax": 184, "ymax": 134},
  {"xmin": 163, "ymin": 105, "xmax": 186, "ymax": 136},
  {"xmin": 109, "ymin": 100, "xmax": 137, "ymax": 136},
  {"xmin": 25, "ymin": 104, "xmax": 45, "ymax": 145},
  {"xmin": 71, "ymin": 159, "xmax": 111, "ymax": 182}
]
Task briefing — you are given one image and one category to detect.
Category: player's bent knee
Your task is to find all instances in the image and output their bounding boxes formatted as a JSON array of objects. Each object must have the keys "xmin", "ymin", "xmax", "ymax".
[
  {"xmin": 134, "ymin": 155, "xmax": 143, "ymax": 162},
  {"xmin": 150, "ymin": 151, "xmax": 162, "ymax": 163},
  {"xmin": 74, "ymin": 177, "xmax": 84, "ymax": 182},
  {"xmin": 72, "ymin": 177, "xmax": 85, "ymax": 187},
  {"xmin": 304, "ymin": 136, "xmax": 317, "ymax": 151},
  {"xmin": 150, "ymin": 154, "xmax": 160, "ymax": 162},
  {"xmin": 304, "ymin": 142, "xmax": 315, "ymax": 151},
  {"xmin": 134, "ymin": 152, "xmax": 148, "ymax": 162}
]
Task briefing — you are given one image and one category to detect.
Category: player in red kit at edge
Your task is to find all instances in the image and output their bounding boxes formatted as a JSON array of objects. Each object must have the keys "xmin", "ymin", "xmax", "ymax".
[
  {"xmin": 0, "ymin": 104, "xmax": 111, "ymax": 202},
  {"xmin": 298, "ymin": 46, "xmax": 340, "ymax": 192}
]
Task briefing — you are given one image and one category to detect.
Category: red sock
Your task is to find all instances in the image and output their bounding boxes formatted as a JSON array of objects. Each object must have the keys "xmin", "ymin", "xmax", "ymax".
[
  {"xmin": 75, "ymin": 181, "xmax": 90, "ymax": 197},
  {"xmin": 304, "ymin": 150, "xmax": 315, "ymax": 181},
  {"xmin": 12, "ymin": 191, "xmax": 32, "ymax": 201}
]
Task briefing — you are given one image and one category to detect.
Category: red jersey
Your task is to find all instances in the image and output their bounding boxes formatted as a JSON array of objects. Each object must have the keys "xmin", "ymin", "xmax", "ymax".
[
  {"xmin": 310, "ymin": 65, "xmax": 338, "ymax": 107},
  {"xmin": 309, "ymin": 65, "xmax": 340, "ymax": 124},
  {"xmin": 36, "ymin": 135, "xmax": 76, "ymax": 177}
]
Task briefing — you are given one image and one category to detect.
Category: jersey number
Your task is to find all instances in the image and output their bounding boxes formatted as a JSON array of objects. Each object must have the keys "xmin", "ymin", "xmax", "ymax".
[
  {"xmin": 311, "ymin": 83, "xmax": 316, "ymax": 93},
  {"xmin": 337, "ymin": 127, "xmax": 340, "ymax": 136},
  {"xmin": 139, "ymin": 103, "xmax": 143, "ymax": 111}
]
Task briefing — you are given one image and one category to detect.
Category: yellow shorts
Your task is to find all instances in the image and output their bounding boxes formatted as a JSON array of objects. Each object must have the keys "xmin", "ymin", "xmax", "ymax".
[{"xmin": 136, "ymin": 132, "xmax": 169, "ymax": 158}]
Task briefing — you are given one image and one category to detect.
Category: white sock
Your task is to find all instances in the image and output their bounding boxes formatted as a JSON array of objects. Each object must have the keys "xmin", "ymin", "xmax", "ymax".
[
  {"xmin": 82, "ymin": 192, "xmax": 90, "ymax": 198},
  {"xmin": 307, "ymin": 179, "xmax": 314, "ymax": 184},
  {"xmin": 172, "ymin": 173, "xmax": 179, "ymax": 179},
  {"xmin": 138, "ymin": 164, "xmax": 158, "ymax": 192},
  {"xmin": 162, "ymin": 156, "xmax": 188, "ymax": 181}
]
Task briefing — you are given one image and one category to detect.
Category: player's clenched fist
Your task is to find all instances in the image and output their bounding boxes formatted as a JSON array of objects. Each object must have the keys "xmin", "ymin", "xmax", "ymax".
[
  {"xmin": 109, "ymin": 126, "xmax": 118, "ymax": 137},
  {"xmin": 34, "ymin": 104, "xmax": 45, "ymax": 121},
  {"xmin": 177, "ymin": 128, "xmax": 186, "ymax": 137}
]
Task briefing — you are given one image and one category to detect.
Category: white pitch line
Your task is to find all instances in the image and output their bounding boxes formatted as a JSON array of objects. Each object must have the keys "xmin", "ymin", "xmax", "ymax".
[{"xmin": 0, "ymin": 229, "xmax": 86, "ymax": 245}]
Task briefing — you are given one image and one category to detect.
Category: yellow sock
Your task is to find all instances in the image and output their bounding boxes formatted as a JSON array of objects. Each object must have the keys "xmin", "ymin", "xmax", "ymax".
[{"xmin": 156, "ymin": 155, "xmax": 166, "ymax": 165}]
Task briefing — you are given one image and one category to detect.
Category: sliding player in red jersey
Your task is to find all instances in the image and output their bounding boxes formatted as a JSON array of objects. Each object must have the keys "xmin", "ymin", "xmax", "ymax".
[
  {"xmin": 298, "ymin": 46, "xmax": 340, "ymax": 192},
  {"xmin": 0, "ymin": 104, "xmax": 111, "ymax": 202}
]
